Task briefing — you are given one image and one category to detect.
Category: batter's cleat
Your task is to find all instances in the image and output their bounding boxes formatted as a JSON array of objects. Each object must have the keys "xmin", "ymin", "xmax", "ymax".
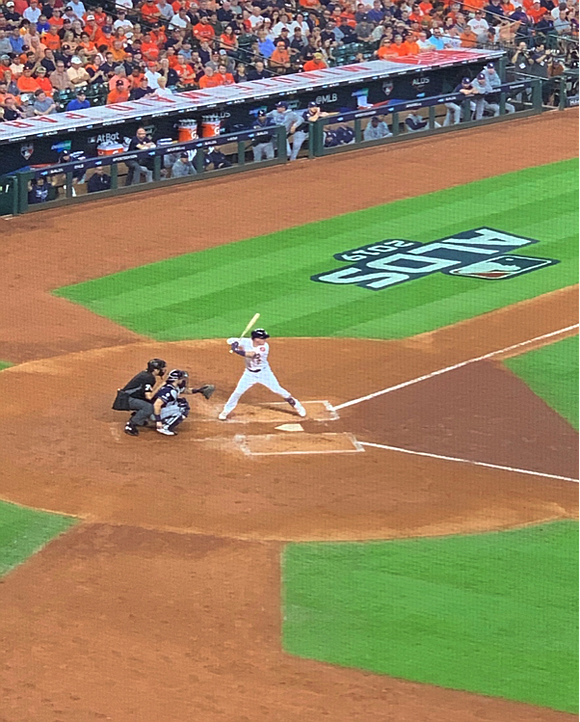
[
  {"xmin": 296, "ymin": 404, "xmax": 307, "ymax": 418},
  {"xmin": 218, "ymin": 411, "xmax": 228, "ymax": 421},
  {"xmin": 124, "ymin": 424, "xmax": 139, "ymax": 437},
  {"xmin": 156, "ymin": 426, "xmax": 175, "ymax": 436}
]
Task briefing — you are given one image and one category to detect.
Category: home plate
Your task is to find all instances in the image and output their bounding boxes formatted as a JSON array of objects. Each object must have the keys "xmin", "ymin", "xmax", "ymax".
[
  {"xmin": 275, "ymin": 423, "xmax": 304, "ymax": 432},
  {"xmin": 235, "ymin": 432, "xmax": 364, "ymax": 456}
]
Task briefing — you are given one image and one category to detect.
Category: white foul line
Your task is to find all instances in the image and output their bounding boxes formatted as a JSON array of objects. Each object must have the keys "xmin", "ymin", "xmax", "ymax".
[
  {"xmin": 334, "ymin": 324, "xmax": 579, "ymax": 411},
  {"xmin": 359, "ymin": 442, "xmax": 579, "ymax": 484}
]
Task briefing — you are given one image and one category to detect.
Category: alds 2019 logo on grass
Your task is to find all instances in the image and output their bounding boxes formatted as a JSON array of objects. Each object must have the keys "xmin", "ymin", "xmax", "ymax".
[{"xmin": 311, "ymin": 228, "xmax": 559, "ymax": 291}]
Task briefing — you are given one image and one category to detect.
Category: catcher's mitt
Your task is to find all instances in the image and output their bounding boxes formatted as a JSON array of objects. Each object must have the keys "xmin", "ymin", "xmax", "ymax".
[{"xmin": 193, "ymin": 384, "xmax": 215, "ymax": 400}]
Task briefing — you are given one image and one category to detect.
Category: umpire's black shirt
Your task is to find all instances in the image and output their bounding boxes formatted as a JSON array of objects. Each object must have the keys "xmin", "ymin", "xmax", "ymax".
[{"xmin": 121, "ymin": 371, "xmax": 155, "ymax": 400}]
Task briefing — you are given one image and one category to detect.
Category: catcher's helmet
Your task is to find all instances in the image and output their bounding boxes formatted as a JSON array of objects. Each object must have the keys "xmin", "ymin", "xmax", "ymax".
[
  {"xmin": 251, "ymin": 328, "xmax": 270, "ymax": 340},
  {"xmin": 147, "ymin": 358, "xmax": 167, "ymax": 373},
  {"xmin": 167, "ymin": 369, "xmax": 188, "ymax": 384}
]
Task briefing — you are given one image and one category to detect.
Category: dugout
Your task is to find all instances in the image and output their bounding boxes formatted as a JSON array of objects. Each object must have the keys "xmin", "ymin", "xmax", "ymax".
[{"xmin": 0, "ymin": 49, "xmax": 504, "ymax": 175}]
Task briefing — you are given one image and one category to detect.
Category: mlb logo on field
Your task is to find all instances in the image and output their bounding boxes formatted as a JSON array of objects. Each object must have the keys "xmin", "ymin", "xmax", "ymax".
[{"xmin": 445, "ymin": 255, "xmax": 559, "ymax": 280}]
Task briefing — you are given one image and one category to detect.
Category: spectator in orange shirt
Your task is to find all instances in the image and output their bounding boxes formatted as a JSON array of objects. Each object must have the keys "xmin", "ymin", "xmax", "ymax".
[
  {"xmin": 109, "ymin": 65, "xmax": 131, "ymax": 91},
  {"xmin": 128, "ymin": 65, "xmax": 145, "ymax": 89},
  {"xmin": 192, "ymin": 16, "xmax": 215, "ymax": 42},
  {"xmin": 219, "ymin": 25, "xmax": 238, "ymax": 52},
  {"xmin": 95, "ymin": 25, "xmax": 115, "ymax": 48},
  {"xmin": 47, "ymin": 8, "xmax": 64, "ymax": 27},
  {"xmin": 110, "ymin": 39, "xmax": 127, "ymax": 62},
  {"xmin": 173, "ymin": 53, "xmax": 195, "ymax": 85},
  {"xmin": 198, "ymin": 65, "xmax": 224, "ymax": 88},
  {"xmin": 389, "ymin": 34, "xmax": 409, "ymax": 55},
  {"xmin": 34, "ymin": 65, "xmax": 54, "ymax": 96},
  {"xmin": 403, "ymin": 35, "xmax": 420, "ymax": 54},
  {"xmin": 376, "ymin": 36, "xmax": 394, "ymax": 59},
  {"xmin": 141, "ymin": 32, "xmax": 160, "ymax": 60},
  {"xmin": 527, "ymin": 0, "xmax": 548, "ymax": 22},
  {"xmin": 459, "ymin": 25, "xmax": 478, "ymax": 46},
  {"xmin": 42, "ymin": 24, "xmax": 62, "ymax": 51},
  {"xmin": 79, "ymin": 32, "xmax": 97, "ymax": 54},
  {"xmin": 141, "ymin": 0, "xmax": 161, "ymax": 21},
  {"xmin": 217, "ymin": 62, "xmax": 235, "ymax": 84},
  {"xmin": 16, "ymin": 63, "xmax": 40, "ymax": 93},
  {"xmin": 270, "ymin": 41, "xmax": 291, "ymax": 72},
  {"xmin": 107, "ymin": 78, "xmax": 130, "ymax": 103},
  {"xmin": 303, "ymin": 52, "xmax": 327, "ymax": 71},
  {"xmin": 92, "ymin": 6, "xmax": 108, "ymax": 26},
  {"xmin": 83, "ymin": 15, "xmax": 100, "ymax": 41}
]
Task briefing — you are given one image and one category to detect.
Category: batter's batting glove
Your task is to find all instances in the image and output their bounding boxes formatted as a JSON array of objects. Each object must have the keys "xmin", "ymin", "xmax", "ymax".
[{"xmin": 230, "ymin": 342, "xmax": 245, "ymax": 356}]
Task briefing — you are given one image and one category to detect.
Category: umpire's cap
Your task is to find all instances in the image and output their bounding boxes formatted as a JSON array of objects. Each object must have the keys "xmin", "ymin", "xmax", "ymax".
[
  {"xmin": 147, "ymin": 358, "xmax": 167, "ymax": 373},
  {"xmin": 251, "ymin": 329, "xmax": 270, "ymax": 340}
]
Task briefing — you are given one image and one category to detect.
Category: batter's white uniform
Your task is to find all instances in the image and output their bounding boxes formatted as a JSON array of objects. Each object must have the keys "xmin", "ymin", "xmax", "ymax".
[{"xmin": 221, "ymin": 337, "xmax": 306, "ymax": 417}]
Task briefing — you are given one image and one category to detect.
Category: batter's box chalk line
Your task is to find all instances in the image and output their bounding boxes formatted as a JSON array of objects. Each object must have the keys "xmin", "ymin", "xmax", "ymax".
[
  {"xmin": 359, "ymin": 441, "xmax": 579, "ymax": 484},
  {"xmin": 234, "ymin": 432, "xmax": 364, "ymax": 456},
  {"xmin": 334, "ymin": 324, "xmax": 579, "ymax": 412},
  {"xmin": 207, "ymin": 400, "xmax": 339, "ymax": 423}
]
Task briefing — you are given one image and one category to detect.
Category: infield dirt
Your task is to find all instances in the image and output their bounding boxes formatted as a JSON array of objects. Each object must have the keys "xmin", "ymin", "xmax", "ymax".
[{"xmin": 0, "ymin": 110, "xmax": 577, "ymax": 722}]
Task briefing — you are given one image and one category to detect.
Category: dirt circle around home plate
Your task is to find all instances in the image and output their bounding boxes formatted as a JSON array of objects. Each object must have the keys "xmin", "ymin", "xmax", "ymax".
[{"xmin": 1, "ymin": 335, "xmax": 576, "ymax": 541}]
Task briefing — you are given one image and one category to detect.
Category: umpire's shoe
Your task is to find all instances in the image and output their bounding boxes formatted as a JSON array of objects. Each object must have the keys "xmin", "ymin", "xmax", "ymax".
[{"xmin": 124, "ymin": 423, "xmax": 139, "ymax": 436}]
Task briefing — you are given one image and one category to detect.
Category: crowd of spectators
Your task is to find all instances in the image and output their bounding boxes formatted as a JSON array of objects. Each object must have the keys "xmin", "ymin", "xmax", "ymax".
[{"xmin": 0, "ymin": 0, "xmax": 577, "ymax": 120}]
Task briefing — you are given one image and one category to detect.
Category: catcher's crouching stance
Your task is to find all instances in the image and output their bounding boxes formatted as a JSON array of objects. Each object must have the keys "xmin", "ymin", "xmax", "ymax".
[{"xmin": 152, "ymin": 370, "xmax": 215, "ymax": 436}]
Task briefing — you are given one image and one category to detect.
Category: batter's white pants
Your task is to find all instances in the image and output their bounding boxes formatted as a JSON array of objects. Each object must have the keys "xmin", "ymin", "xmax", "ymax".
[{"xmin": 222, "ymin": 368, "xmax": 296, "ymax": 415}]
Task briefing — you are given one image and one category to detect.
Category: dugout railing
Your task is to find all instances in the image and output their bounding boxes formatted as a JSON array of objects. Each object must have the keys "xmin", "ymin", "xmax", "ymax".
[
  {"xmin": 0, "ymin": 76, "xmax": 571, "ymax": 217},
  {"xmin": 308, "ymin": 78, "xmax": 544, "ymax": 158},
  {"xmin": 11, "ymin": 124, "xmax": 287, "ymax": 215}
]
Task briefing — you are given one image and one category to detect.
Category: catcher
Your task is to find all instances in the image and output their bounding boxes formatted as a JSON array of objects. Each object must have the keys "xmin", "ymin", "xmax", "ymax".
[{"xmin": 152, "ymin": 369, "xmax": 215, "ymax": 437}]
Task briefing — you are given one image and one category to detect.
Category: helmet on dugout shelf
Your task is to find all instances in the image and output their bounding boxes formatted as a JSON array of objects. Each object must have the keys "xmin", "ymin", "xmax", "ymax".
[{"xmin": 251, "ymin": 328, "xmax": 270, "ymax": 340}]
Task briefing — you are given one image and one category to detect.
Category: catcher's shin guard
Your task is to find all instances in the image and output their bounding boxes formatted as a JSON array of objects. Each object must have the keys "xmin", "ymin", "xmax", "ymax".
[{"xmin": 164, "ymin": 412, "xmax": 184, "ymax": 431}]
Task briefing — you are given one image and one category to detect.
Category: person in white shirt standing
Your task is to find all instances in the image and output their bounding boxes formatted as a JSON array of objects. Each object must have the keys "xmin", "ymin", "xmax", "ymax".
[
  {"xmin": 467, "ymin": 9, "xmax": 490, "ymax": 42},
  {"xmin": 219, "ymin": 329, "xmax": 307, "ymax": 420}
]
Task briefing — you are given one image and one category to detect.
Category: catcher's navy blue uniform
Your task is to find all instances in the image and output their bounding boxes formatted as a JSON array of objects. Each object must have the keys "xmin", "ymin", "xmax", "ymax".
[{"xmin": 153, "ymin": 382, "xmax": 190, "ymax": 431}]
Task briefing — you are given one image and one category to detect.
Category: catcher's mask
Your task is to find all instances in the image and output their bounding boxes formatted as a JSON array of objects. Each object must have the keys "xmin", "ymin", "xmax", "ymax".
[
  {"xmin": 147, "ymin": 358, "xmax": 167, "ymax": 375},
  {"xmin": 167, "ymin": 369, "xmax": 188, "ymax": 387},
  {"xmin": 251, "ymin": 328, "xmax": 270, "ymax": 340}
]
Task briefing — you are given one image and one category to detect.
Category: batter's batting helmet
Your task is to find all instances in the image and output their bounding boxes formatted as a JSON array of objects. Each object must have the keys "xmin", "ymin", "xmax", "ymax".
[
  {"xmin": 251, "ymin": 329, "xmax": 270, "ymax": 340},
  {"xmin": 147, "ymin": 358, "xmax": 167, "ymax": 373}
]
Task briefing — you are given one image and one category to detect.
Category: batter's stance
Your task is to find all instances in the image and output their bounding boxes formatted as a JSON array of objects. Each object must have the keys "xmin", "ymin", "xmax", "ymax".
[{"xmin": 219, "ymin": 329, "xmax": 307, "ymax": 420}]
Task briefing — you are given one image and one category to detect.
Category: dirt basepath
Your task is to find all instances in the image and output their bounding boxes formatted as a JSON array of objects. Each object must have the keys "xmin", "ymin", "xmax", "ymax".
[
  {"xmin": 0, "ymin": 524, "xmax": 574, "ymax": 722},
  {"xmin": 0, "ymin": 110, "xmax": 577, "ymax": 362},
  {"xmin": 0, "ymin": 111, "xmax": 577, "ymax": 722}
]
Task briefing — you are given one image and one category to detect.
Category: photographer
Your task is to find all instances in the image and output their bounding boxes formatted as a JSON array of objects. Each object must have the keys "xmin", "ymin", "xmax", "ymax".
[{"xmin": 511, "ymin": 42, "xmax": 533, "ymax": 75}]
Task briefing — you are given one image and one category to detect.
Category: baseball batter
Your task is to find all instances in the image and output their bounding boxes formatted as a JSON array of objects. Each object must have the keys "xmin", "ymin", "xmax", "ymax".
[{"xmin": 219, "ymin": 329, "xmax": 306, "ymax": 420}]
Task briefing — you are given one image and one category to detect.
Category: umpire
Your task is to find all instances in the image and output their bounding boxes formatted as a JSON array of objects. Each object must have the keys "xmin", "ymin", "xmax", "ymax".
[{"xmin": 113, "ymin": 358, "xmax": 167, "ymax": 436}]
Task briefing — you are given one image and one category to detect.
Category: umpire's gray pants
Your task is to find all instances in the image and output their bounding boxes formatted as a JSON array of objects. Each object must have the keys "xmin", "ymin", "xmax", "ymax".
[{"xmin": 128, "ymin": 397, "xmax": 153, "ymax": 426}]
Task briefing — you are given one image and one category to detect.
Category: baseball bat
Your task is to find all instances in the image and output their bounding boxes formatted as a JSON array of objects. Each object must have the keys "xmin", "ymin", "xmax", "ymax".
[{"xmin": 229, "ymin": 312, "xmax": 260, "ymax": 353}]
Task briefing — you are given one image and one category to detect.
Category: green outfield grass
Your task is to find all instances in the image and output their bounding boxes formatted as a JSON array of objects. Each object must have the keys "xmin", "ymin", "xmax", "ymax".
[
  {"xmin": 0, "ymin": 361, "xmax": 13, "ymax": 371},
  {"xmin": 54, "ymin": 160, "xmax": 578, "ymax": 342},
  {"xmin": 282, "ymin": 521, "xmax": 579, "ymax": 713},
  {"xmin": 0, "ymin": 500, "xmax": 76, "ymax": 577},
  {"xmin": 505, "ymin": 335, "xmax": 579, "ymax": 429}
]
